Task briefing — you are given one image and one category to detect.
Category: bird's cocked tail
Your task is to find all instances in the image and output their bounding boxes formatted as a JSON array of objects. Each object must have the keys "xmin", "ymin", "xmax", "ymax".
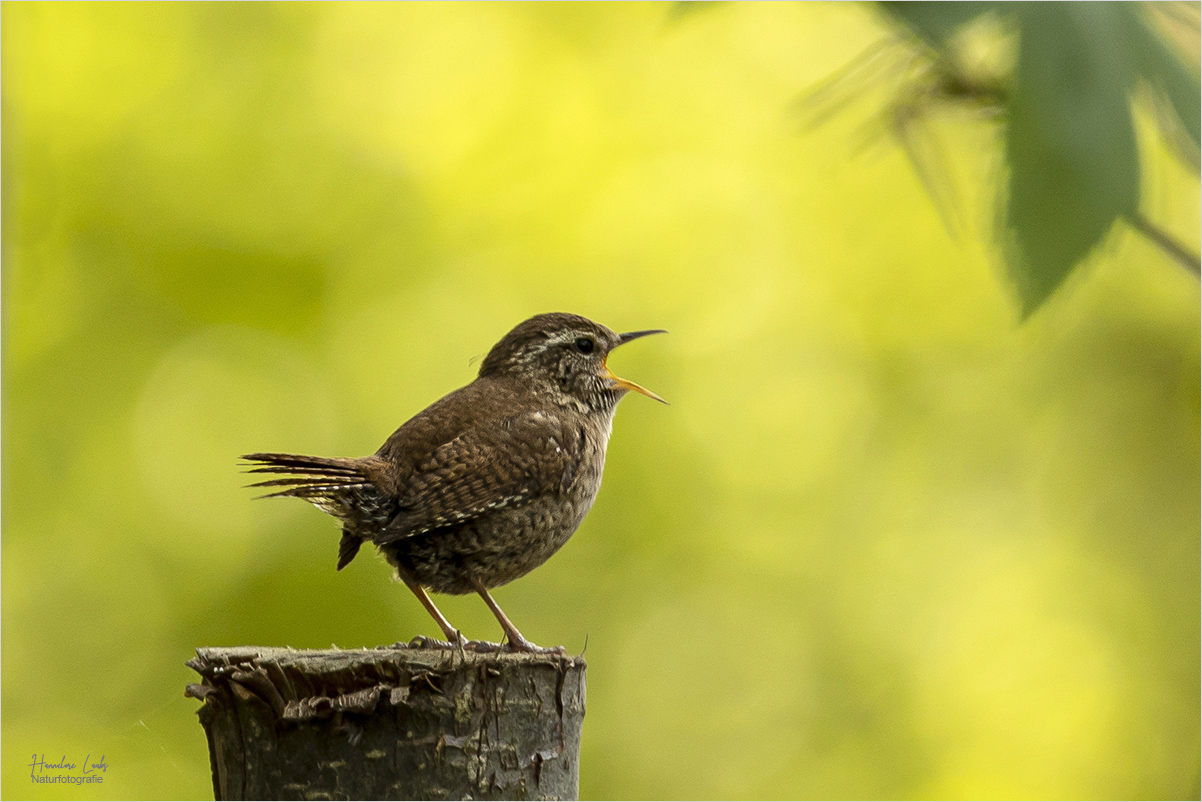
[
  {"xmin": 241, "ymin": 453, "xmax": 379, "ymax": 570},
  {"xmin": 241, "ymin": 452, "xmax": 371, "ymax": 499}
]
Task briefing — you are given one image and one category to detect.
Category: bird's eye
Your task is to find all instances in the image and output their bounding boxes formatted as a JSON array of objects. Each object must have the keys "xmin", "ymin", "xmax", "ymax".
[{"xmin": 574, "ymin": 337, "xmax": 595, "ymax": 354}]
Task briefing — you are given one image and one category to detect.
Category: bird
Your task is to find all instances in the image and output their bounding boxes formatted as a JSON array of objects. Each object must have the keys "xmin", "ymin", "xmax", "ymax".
[{"xmin": 242, "ymin": 312, "xmax": 666, "ymax": 653}]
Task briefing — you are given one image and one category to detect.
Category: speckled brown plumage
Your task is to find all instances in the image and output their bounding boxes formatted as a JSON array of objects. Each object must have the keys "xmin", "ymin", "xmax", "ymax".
[{"xmin": 242, "ymin": 312, "xmax": 665, "ymax": 653}]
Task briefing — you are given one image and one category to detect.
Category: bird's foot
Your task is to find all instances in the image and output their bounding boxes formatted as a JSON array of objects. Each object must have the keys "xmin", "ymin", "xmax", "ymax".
[
  {"xmin": 408, "ymin": 635, "xmax": 459, "ymax": 650},
  {"xmin": 407, "ymin": 634, "xmax": 508, "ymax": 653},
  {"xmin": 463, "ymin": 640, "xmax": 505, "ymax": 653},
  {"xmin": 502, "ymin": 637, "xmax": 567, "ymax": 655}
]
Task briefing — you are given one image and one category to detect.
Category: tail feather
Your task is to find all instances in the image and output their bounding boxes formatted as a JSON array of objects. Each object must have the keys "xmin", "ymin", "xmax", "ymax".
[
  {"xmin": 245, "ymin": 465, "xmax": 361, "ymax": 477},
  {"xmin": 337, "ymin": 530, "xmax": 362, "ymax": 570},
  {"xmin": 241, "ymin": 452, "xmax": 364, "ymax": 474},
  {"xmin": 240, "ymin": 452, "xmax": 371, "ymax": 500},
  {"xmin": 247, "ymin": 477, "xmax": 356, "ymax": 490},
  {"xmin": 253, "ymin": 484, "xmax": 363, "ymax": 501},
  {"xmin": 242, "ymin": 452, "xmax": 378, "ymax": 569}
]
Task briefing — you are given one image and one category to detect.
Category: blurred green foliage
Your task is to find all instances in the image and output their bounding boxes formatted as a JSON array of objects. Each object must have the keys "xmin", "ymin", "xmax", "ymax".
[
  {"xmin": 2, "ymin": 3, "xmax": 1198, "ymax": 799},
  {"xmin": 878, "ymin": 2, "xmax": 1200, "ymax": 313}
]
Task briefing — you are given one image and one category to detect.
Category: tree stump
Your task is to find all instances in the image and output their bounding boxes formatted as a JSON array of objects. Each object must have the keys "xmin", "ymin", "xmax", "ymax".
[{"xmin": 185, "ymin": 645, "xmax": 586, "ymax": 801}]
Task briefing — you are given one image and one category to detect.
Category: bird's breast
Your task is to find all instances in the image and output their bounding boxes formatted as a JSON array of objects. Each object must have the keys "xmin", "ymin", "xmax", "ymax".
[{"xmin": 509, "ymin": 407, "xmax": 610, "ymax": 515}]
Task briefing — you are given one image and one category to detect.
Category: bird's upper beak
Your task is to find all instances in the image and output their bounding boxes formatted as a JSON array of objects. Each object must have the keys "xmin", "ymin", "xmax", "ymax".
[
  {"xmin": 605, "ymin": 329, "xmax": 668, "ymax": 404},
  {"xmin": 617, "ymin": 329, "xmax": 668, "ymax": 345}
]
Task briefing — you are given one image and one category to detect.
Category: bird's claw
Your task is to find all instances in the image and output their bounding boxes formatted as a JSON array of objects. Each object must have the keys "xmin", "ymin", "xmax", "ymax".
[
  {"xmin": 407, "ymin": 635, "xmax": 508, "ymax": 653},
  {"xmin": 409, "ymin": 635, "xmax": 458, "ymax": 650},
  {"xmin": 464, "ymin": 640, "xmax": 504, "ymax": 653},
  {"xmin": 502, "ymin": 640, "xmax": 567, "ymax": 655}
]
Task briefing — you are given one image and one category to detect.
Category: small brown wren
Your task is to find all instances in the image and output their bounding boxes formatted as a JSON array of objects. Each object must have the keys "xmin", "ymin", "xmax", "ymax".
[{"xmin": 243, "ymin": 312, "xmax": 666, "ymax": 653}]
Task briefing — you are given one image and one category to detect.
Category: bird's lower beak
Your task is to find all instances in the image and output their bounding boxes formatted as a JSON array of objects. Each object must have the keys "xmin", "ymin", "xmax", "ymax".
[
  {"xmin": 606, "ymin": 328, "xmax": 668, "ymax": 404},
  {"xmin": 605, "ymin": 366, "xmax": 668, "ymax": 404}
]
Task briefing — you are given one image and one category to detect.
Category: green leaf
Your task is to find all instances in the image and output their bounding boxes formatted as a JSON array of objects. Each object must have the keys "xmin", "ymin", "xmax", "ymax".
[
  {"xmin": 879, "ymin": 1, "xmax": 1003, "ymax": 52},
  {"xmin": 1124, "ymin": 4, "xmax": 1201, "ymax": 169},
  {"xmin": 1004, "ymin": 4, "xmax": 1141, "ymax": 316}
]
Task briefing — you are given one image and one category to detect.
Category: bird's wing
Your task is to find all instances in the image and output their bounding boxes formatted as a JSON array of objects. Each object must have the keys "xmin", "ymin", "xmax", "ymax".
[{"xmin": 375, "ymin": 416, "xmax": 570, "ymax": 543}]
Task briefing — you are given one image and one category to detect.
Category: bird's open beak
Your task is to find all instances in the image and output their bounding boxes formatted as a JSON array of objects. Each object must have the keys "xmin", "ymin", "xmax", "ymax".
[{"xmin": 606, "ymin": 329, "xmax": 668, "ymax": 404}]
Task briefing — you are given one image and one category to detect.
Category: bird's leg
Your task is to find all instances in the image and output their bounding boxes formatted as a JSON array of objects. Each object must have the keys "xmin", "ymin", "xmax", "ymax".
[
  {"xmin": 398, "ymin": 575, "xmax": 463, "ymax": 646},
  {"xmin": 472, "ymin": 579, "xmax": 565, "ymax": 654},
  {"xmin": 396, "ymin": 572, "xmax": 504, "ymax": 652}
]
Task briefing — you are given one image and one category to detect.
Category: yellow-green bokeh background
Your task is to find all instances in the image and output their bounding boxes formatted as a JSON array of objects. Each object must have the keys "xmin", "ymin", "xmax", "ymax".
[{"xmin": 3, "ymin": 3, "xmax": 1199, "ymax": 799}]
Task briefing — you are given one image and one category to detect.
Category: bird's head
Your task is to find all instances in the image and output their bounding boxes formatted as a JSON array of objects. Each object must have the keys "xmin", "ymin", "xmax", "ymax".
[{"xmin": 479, "ymin": 312, "xmax": 666, "ymax": 414}]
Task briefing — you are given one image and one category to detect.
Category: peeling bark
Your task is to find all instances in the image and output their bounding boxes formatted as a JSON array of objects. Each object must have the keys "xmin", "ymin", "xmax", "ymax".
[{"xmin": 185, "ymin": 645, "xmax": 585, "ymax": 800}]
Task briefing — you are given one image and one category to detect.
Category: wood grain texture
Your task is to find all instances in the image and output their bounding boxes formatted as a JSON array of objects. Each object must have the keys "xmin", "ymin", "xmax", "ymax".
[{"xmin": 186, "ymin": 645, "xmax": 585, "ymax": 800}]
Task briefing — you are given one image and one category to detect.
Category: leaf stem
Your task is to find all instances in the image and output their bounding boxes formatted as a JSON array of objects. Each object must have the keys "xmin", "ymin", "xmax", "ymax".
[{"xmin": 1128, "ymin": 211, "xmax": 1201, "ymax": 277}]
